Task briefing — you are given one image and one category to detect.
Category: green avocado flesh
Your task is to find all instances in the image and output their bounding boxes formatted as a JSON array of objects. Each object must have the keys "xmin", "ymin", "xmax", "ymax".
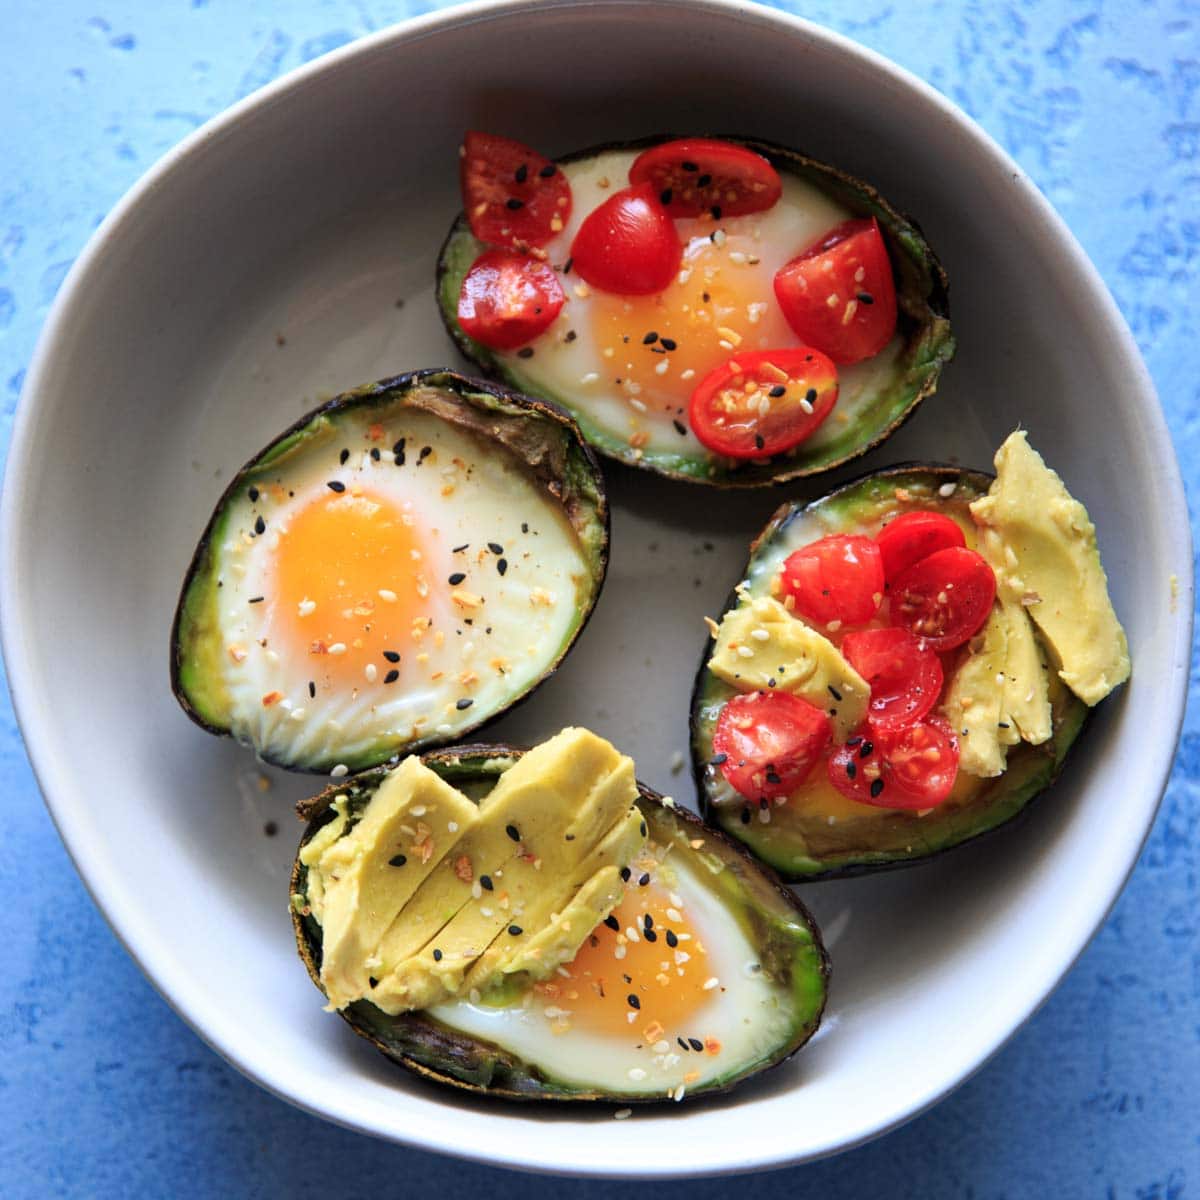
[
  {"xmin": 690, "ymin": 467, "xmax": 1090, "ymax": 880},
  {"xmin": 290, "ymin": 746, "xmax": 829, "ymax": 1103},
  {"xmin": 171, "ymin": 370, "xmax": 608, "ymax": 773},
  {"xmin": 437, "ymin": 136, "xmax": 954, "ymax": 486}
]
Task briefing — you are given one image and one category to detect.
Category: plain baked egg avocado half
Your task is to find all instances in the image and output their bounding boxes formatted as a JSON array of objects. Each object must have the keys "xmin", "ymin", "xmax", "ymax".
[
  {"xmin": 290, "ymin": 728, "xmax": 829, "ymax": 1103},
  {"xmin": 690, "ymin": 433, "xmax": 1129, "ymax": 880},
  {"xmin": 171, "ymin": 370, "xmax": 608, "ymax": 774},
  {"xmin": 437, "ymin": 132, "xmax": 954, "ymax": 486}
]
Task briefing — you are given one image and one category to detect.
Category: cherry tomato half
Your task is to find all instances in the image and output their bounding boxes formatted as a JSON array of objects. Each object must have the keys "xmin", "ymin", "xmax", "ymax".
[
  {"xmin": 712, "ymin": 691, "xmax": 832, "ymax": 803},
  {"xmin": 569, "ymin": 183, "xmax": 681, "ymax": 295},
  {"xmin": 779, "ymin": 534, "xmax": 884, "ymax": 627},
  {"xmin": 460, "ymin": 131, "xmax": 571, "ymax": 250},
  {"xmin": 773, "ymin": 217, "xmax": 898, "ymax": 365},
  {"xmin": 457, "ymin": 250, "xmax": 565, "ymax": 351},
  {"xmin": 827, "ymin": 717, "xmax": 959, "ymax": 810},
  {"xmin": 628, "ymin": 138, "xmax": 782, "ymax": 219},
  {"xmin": 688, "ymin": 348, "xmax": 837, "ymax": 459},
  {"xmin": 889, "ymin": 546, "xmax": 996, "ymax": 651},
  {"xmin": 841, "ymin": 627, "xmax": 944, "ymax": 732},
  {"xmin": 876, "ymin": 510, "xmax": 966, "ymax": 581}
]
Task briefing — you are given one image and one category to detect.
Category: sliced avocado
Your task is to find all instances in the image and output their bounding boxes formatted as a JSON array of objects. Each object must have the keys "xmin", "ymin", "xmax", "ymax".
[
  {"xmin": 291, "ymin": 744, "xmax": 829, "ymax": 1103},
  {"xmin": 171, "ymin": 369, "xmax": 608, "ymax": 773},
  {"xmin": 690, "ymin": 466, "xmax": 1090, "ymax": 880},
  {"xmin": 436, "ymin": 135, "xmax": 954, "ymax": 487}
]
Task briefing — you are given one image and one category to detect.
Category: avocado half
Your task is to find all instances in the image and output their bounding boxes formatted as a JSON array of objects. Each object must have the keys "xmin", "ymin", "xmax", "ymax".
[
  {"xmin": 689, "ymin": 465, "xmax": 1090, "ymax": 880},
  {"xmin": 290, "ymin": 744, "xmax": 830, "ymax": 1103},
  {"xmin": 436, "ymin": 135, "xmax": 954, "ymax": 487},
  {"xmin": 171, "ymin": 369, "xmax": 608, "ymax": 773}
]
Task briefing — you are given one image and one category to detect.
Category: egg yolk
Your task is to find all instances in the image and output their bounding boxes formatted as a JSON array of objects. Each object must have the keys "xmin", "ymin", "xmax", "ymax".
[
  {"xmin": 539, "ymin": 880, "xmax": 717, "ymax": 1041},
  {"xmin": 588, "ymin": 228, "xmax": 797, "ymax": 416},
  {"xmin": 270, "ymin": 488, "xmax": 428, "ymax": 687}
]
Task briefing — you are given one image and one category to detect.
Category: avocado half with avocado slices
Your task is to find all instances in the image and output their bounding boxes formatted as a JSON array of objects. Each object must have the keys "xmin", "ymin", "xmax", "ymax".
[
  {"xmin": 689, "ymin": 449, "xmax": 1131, "ymax": 880},
  {"xmin": 171, "ymin": 369, "xmax": 608, "ymax": 774},
  {"xmin": 290, "ymin": 732, "xmax": 829, "ymax": 1103},
  {"xmin": 436, "ymin": 134, "xmax": 954, "ymax": 486}
]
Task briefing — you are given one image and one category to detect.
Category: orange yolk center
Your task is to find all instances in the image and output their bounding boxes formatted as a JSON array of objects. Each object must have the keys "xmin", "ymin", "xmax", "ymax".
[
  {"xmin": 271, "ymin": 488, "xmax": 427, "ymax": 687},
  {"xmin": 588, "ymin": 230, "xmax": 796, "ymax": 416},
  {"xmin": 537, "ymin": 881, "xmax": 717, "ymax": 1041}
]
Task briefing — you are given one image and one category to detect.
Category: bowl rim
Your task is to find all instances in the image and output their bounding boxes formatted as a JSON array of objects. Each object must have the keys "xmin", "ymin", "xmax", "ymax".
[{"xmin": 1, "ymin": 0, "xmax": 1192, "ymax": 1178}]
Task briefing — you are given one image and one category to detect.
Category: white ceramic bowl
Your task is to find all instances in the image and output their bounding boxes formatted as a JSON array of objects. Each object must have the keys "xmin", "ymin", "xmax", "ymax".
[{"xmin": 2, "ymin": 0, "xmax": 1191, "ymax": 1178}]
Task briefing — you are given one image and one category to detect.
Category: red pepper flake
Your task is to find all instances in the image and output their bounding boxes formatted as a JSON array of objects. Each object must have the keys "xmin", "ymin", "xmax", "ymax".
[
  {"xmin": 367, "ymin": 423, "xmax": 385, "ymax": 441},
  {"xmin": 454, "ymin": 854, "xmax": 474, "ymax": 882},
  {"xmin": 261, "ymin": 691, "xmax": 282, "ymax": 707}
]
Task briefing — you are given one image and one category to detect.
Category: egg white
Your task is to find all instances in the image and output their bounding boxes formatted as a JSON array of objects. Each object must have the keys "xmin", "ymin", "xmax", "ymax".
[
  {"xmin": 426, "ymin": 847, "xmax": 795, "ymax": 1098},
  {"xmin": 212, "ymin": 403, "xmax": 592, "ymax": 769},
  {"xmin": 494, "ymin": 149, "xmax": 904, "ymax": 458}
]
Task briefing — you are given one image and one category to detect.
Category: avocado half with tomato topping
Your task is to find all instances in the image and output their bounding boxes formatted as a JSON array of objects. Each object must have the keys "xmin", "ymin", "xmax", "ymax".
[
  {"xmin": 171, "ymin": 369, "xmax": 608, "ymax": 774},
  {"xmin": 436, "ymin": 134, "xmax": 954, "ymax": 486},
  {"xmin": 689, "ymin": 465, "xmax": 1091, "ymax": 880},
  {"xmin": 289, "ymin": 739, "xmax": 829, "ymax": 1103}
]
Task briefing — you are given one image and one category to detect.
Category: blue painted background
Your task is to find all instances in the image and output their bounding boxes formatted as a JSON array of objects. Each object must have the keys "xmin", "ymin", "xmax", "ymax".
[{"xmin": 2, "ymin": 2, "xmax": 1196, "ymax": 1195}]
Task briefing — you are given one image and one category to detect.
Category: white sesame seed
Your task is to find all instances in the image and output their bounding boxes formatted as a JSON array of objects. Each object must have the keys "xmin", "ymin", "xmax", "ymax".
[
  {"xmin": 625, "ymin": 926, "xmax": 640, "ymax": 943},
  {"xmin": 614, "ymin": 943, "xmax": 627, "ymax": 960},
  {"xmin": 736, "ymin": 645, "xmax": 755, "ymax": 659},
  {"xmin": 799, "ymin": 397, "xmax": 814, "ymax": 415},
  {"xmin": 628, "ymin": 1067, "xmax": 647, "ymax": 1081},
  {"xmin": 655, "ymin": 359, "xmax": 670, "ymax": 376},
  {"xmin": 614, "ymin": 1108, "xmax": 632, "ymax": 1121},
  {"xmin": 938, "ymin": 482, "xmax": 957, "ymax": 497},
  {"xmin": 702, "ymin": 976, "xmax": 720, "ymax": 991},
  {"xmin": 580, "ymin": 372, "xmax": 600, "ymax": 385},
  {"xmin": 680, "ymin": 368, "xmax": 695, "ymax": 381},
  {"xmin": 447, "ymin": 821, "xmax": 458, "ymax": 833},
  {"xmin": 297, "ymin": 598, "xmax": 316, "ymax": 617},
  {"xmin": 328, "ymin": 642, "xmax": 347, "ymax": 656},
  {"xmin": 674, "ymin": 1085, "xmax": 687, "ymax": 1103},
  {"xmin": 670, "ymin": 892, "xmax": 683, "ymax": 907},
  {"xmin": 365, "ymin": 663, "xmax": 377, "ymax": 683},
  {"xmin": 712, "ymin": 229, "xmax": 726, "ymax": 246},
  {"xmin": 436, "ymin": 723, "xmax": 453, "ymax": 734},
  {"xmin": 718, "ymin": 339, "xmax": 734, "ymax": 351},
  {"xmin": 629, "ymin": 398, "xmax": 647, "ymax": 412},
  {"xmin": 378, "ymin": 588, "xmax": 397, "ymax": 603},
  {"xmin": 330, "ymin": 764, "xmax": 348, "ymax": 778},
  {"xmin": 666, "ymin": 908, "xmax": 682, "ymax": 923},
  {"xmin": 290, "ymin": 707, "xmax": 306, "ymax": 721},
  {"xmin": 728, "ymin": 250, "xmax": 747, "ymax": 264}
]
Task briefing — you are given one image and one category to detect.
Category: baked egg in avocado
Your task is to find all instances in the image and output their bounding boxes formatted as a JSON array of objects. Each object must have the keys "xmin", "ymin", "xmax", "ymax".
[
  {"xmin": 437, "ymin": 132, "xmax": 954, "ymax": 486},
  {"xmin": 690, "ymin": 433, "xmax": 1129, "ymax": 879},
  {"xmin": 171, "ymin": 370, "xmax": 608, "ymax": 774},
  {"xmin": 290, "ymin": 728, "xmax": 829, "ymax": 1103}
]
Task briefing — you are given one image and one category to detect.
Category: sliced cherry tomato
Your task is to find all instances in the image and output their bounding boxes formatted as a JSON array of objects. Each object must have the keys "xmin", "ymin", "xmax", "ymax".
[
  {"xmin": 779, "ymin": 534, "xmax": 883, "ymax": 627},
  {"xmin": 460, "ymin": 131, "xmax": 571, "ymax": 250},
  {"xmin": 457, "ymin": 250, "xmax": 565, "ymax": 351},
  {"xmin": 841, "ymin": 627, "xmax": 944, "ymax": 732},
  {"xmin": 688, "ymin": 348, "xmax": 837, "ymax": 459},
  {"xmin": 876, "ymin": 510, "xmax": 966, "ymax": 581},
  {"xmin": 773, "ymin": 217, "xmax": 898, "ymax": 365},
  {"xmin": 569, "ymin": 183, "xmax": 681, "ymax": 295},
  {"xmin": 712, "ymin": 691, "xmax": 832, "ymax": 803},
  {"xmin": 889, "ymin": 546, "xmax": 996, "ymax": 651},
  {"xmin": 628, "ymin": 138, "xmax": 782, "ymax": 218},
  {"xmin": 827, "ymin": 717, "xmax": 959, "ymax": 810}
]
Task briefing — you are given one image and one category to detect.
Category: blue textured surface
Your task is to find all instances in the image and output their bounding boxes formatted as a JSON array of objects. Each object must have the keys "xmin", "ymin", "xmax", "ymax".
[{"xmin": 2, "ymin": 1, "xmax": 1197, "ymax": 1194}]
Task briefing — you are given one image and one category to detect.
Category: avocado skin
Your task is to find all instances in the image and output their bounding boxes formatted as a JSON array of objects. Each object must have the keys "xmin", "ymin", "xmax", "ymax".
[
  {"xmin": 290, "ymin": 744, "xmax": 830, "ymax": 1104},
  {"xmin": 689, "ymin": 464, "xmax": 1092, "ymax": 881},
  {"xmin": 170, "ymin": 368, "xmax": 610, "ymax": 772},
  {"xmin": 436, "ymin": 134, "xmax": 955, "ymax": 487}
]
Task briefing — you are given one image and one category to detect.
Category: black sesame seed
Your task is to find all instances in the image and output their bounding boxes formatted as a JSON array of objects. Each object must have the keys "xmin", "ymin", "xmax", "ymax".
[
  {"xmin": 480, "ymin": 875, "xmax": 493, "ymax": 891},
  {"xmin": 698, "ymin": 174, "xmax": 712, "ymax": 187},
  {"xmin": 678, "ymin": 1037, "xmax": 690, "ymax": 1051},
  {"xmin": 998, "ymin": 721, "xmax": 1011, "ymax": 729},
  {"xmin": 673, "ymin": 419, "xmax": 687, "ymax": 436},
  {"xmin": 456, "ymin": 698, "xmax": 474, "ymax": 710},
  {"xmin": 639, "ymin": 820, "xmax": 647, "ymax": 837},
  {"xmin": 759, "ymin": 797, "xmax": 769, "ymax": 810},
  {"xmin": 368, "ymin": 977, "xmax": 378, "ymax": 988},
  {"xmin": 870, "ymin": 778, "xmax": 885, "ymax": 798},
  {"xmin": 487, "ymin": 542, "xmax": 504, "ymax": 555},
  {"xmin": 254, "ymin": 514, "xmax": 266, "ymax": 535},
  {"xmin": 508, "ymin": 924, "xmax": 523, "ymax": 936},
  {"xmin": 497, "ymin": 558, "xmax": 508, "ymax": 576},
  {"xmin": 627, "ymin": 994, "xmax": 640, "ymax": 1010},
  {"xmin": 665, "ymin": 929, "xmax": 678, "ymax": 948},
  {"xmin": 418, "ymin": 446, "xmax": 432, "ymax": 462},
  {"xmin": 393, "ymin": 438, "xmax": 406, "ymax": 464},
  {"xmin": 604, "ymin": 914, "xmax": 620, "ymax": 931},
  {"xmin": 432, "ymin": 948, "xmax": 443, "ymax": 961},
  {"xmin": 846, "ymin": 761, "xmax": 857, "ymax": 780},
  {"xmin": 660, "ymin": 337, "xmax": 677, "ymax": 351},
  {"xmin": 644, "ymin": 913, "xmax": 654, "ymax": 930},
  {"xmin": 383, "ymin": 669, "xmax": 399, "ymax": 684},
  {"xmin": 539, "ymin": 163, "xmax": 556, "ymax": 178},
  {"xmin": 754, "ymin": 434, "xmax": 765, "ymax": 450},
  {"xmin": 644, "ymin": 929, "xmax": 657, "ymax": 942},
  {"xmin": 805, "ymin": 388, "xmax": 817, "ymax": 403},
  {"xmin": 561, "ymin": 258, "xmax": 572, "ymax": 276},
  {"xmin": 642, "ymin": 331, "xmax": 658, "ymax": 345},
  {"xmin": 769, "ymin": 385, "xmax": 786, "ymax": 398},
  {"xmin": 247, "ymin": 486, "xmax": 259, "ymax": 501},
  {"xmin": 682, "ymin": 161, "xmax": 698, "ymax": 172},
  {"xmin": 740, "ymin": 807, "xmax": 751, "ymax": 824},
  {"xmin": 565, "ymin": 329, "xmax": 577, "ymax": 342},
  {"xmin": 860, "ymin": 741, "xmax": 874, "ymax": 758},
  {"xmin": 765, "ymin": 770, "xmax": 782, "ymax": 785},
  {"xmin": 339, "ymin": 449, "xmax": 349, "ymax": 465},
  {"xmin": 710, "ymin": 753, "xmax": 728, "ymax": 766},
  {"xmin": 857, "ymin": 290, "xmax": 874, "ymax": 304},
  {"xmin": 448, "ymin": 572, "xmax": 466, "ymax": 585},
  {"xmin": 828, "ymin": 685, "xmax": 843, "ymax": 702},
  {"xmin": 382, "ymin": 650, "xmax": 400, "ymax": 663},
  {"xmin": 248, "ymin": 595, "xmax": 264, "ymax": 604},
  {"xmin": 264, "ymin": 821, "xmax": 277, "ymax": 837},
  {"xmin": 326, "ymin": 480, "xmax": 345, "ymax": 493},
  {"xmin": 711, "ymin": 205, "xmax": 722, "ymax": 219},
  {"xmin": 505, "ymin": 824, "xmax": 521, "ymax": 842},
  {"xmin": 688, "ymin": 1037, "xmax": 704, "ymax": 1052},
  {"xmin": 506, "ymin": 197, "xmax": 524, "ymax": 210},
  {"xmin": 370, "ymin": 447, "xmax": 380, "ymax": 461},
  {"xmin": 660, "ymin": 188, "xmax": 673, "ymax": 205},
  {"xmin": 620, "ymin": 867, "xmax": 631, "ymax": 882},
  {"xmin": 521, "ymin": 522, "xmax": 529, "ymax": 533},
  {"xmin": 388, "ymin": 854, "xmax": 407, "ymax": 867},
  {"xmin": 514, "ymin": 163, "xmax": 528, "ymax": 183},
  {"xmin": 516, "ymin": 346, "xmax": 534, "ymax": 358},
  {"xmin": 638, "ymin": 873, "xmax": 650, "ymax": 887}
]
